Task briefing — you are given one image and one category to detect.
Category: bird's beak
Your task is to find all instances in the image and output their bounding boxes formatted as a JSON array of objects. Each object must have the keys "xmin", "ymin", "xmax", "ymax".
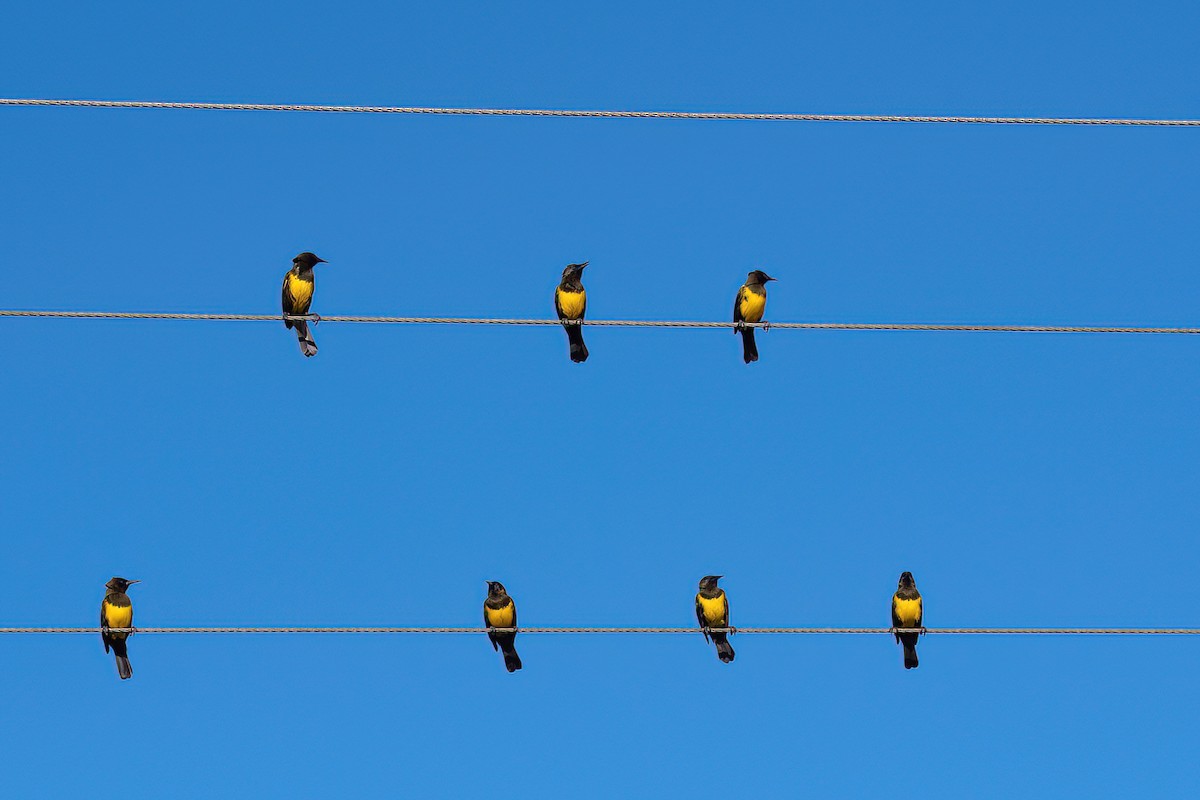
[
  {"xmin": 316, "ymin": 258, "xmax": 328, "ymax": 264},
  {"xmin": 127, "ymin": 580, "xmax": 141, "ymax": 585},
  {"xmin": 766, "ymin": 276, "xmax": 777, "ymax": 282},
  {"xmin": 578, "ymin": 261, "xmax": 589, "ymax": 270}
]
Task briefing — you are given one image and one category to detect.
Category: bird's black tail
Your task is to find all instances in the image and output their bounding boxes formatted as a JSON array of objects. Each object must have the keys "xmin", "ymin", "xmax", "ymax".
[
  {"xmin": 112, "ymin": 639, "xmax": 133, "ymax": 680},
  {"xmin": 497, "ymin": 635, "xmax": 522, "ymax": 672},
  {"xmin": 293, "ymin": 320, "xmax": 318, "ymax": 358},
  {"xmin": 712, "ymin": 631, "xmax": 735, "ymax": 663},
  {"xmin": 564, "ymin": 322, "xmax": 588, "ymax": 363},
  {"xmin": 740, "ymin": 327, "xmax": 758, "ymax": 363},
  {"xmin": 898, "ymin": 632, "xmax": 919, "ymax": 670}
]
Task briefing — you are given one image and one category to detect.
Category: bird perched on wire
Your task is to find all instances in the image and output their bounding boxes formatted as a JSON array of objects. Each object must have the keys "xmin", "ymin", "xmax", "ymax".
[
  {"xmin": 733, "ymin": 269, "xmax": 776, "ymax": 363},
  {"xmin": 554, "ymin": 262, "xmax": 589, "ymax": 363},
  {"xmin": 891, "ymin": 571, "xmax": 924, "ymax": 669},
  {"xmin": 484, "ymin": 581, "xmax": 522, "ymax": 672},
  {"xmin": 281, "ymin": 252, "xmax": 328, "ymax": 357},
  {"xmin": 695, "ymin": 575, "xmax": 735, "ymax": 663},
  {"xmin": 100, "ymin": 577, "xmax": 139, "ymax": 680}
]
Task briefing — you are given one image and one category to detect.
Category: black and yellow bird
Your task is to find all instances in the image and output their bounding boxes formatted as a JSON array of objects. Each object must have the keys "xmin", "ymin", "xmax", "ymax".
[
  {"xmin": 554, "ymin": 262, "xmax": 589, "ymax": 363},
  {"xmin": 483, "ymin": 581, "xmax": 522, "ymax": 672},
  {"xmin": 281, "ymin": 251, "xmax": 328, "ymax": 357},
  {"xmin": 733, "ymin": 269, "xmax": 776, "ymax": 364},
  {"xmin": 100, "ymin": 577, "xmax": 139, "ymax": 680},
  {"xmin": 891, "ymin": 571, "xmax": 924, "ymax": 670},
  {"xmin": 695, "ymin": 575, "xmax": 735, "ymax": 663}
]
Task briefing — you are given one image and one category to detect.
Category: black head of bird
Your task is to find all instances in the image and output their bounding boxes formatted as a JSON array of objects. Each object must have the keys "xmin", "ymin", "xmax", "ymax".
[
  {"xmin": 486, "ymin": 581, "xmax": 508, "ymax": 598},
  {"xmin": 898, "ymin": 571, "xmax": 916, "ymax": 590},
  {"xmin": 294, "ymin": 252, "xmax": 327, "ymax": 268},
  {"xmin": 747, "ymin": 270, "xmax": 776, "ymax": 285},
  {"xmin": 698, "ymin": 575, "xmax": 723, "ymax": 591},
  {"xmin": 561, "ymin": 262, "xmax": 588, "ymax": 280},
  {"xmin": 106, "ymin": 577, "xmax": 140, "ymax": 593}
]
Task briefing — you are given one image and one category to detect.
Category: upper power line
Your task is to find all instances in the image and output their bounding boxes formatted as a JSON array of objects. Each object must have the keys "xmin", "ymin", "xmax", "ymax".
[{"xmin": 2, "ymin": 97, "xmax": 1198, "ymax": 126}]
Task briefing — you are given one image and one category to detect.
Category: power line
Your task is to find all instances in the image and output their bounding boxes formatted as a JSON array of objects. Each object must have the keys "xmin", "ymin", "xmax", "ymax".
[
  {"xmin": 2, "ymin": 97, "xmax": 1198, "ymax": 127},
  {"xmin": 1, "ymin": 311, "xmax": 1197, "ymax": 335},
  {"xmin": 6, "ymin": 627, "xmax": 1198, "ymax": 635}
]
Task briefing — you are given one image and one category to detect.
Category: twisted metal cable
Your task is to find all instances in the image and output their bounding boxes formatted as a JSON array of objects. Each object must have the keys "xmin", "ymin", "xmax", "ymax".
[
  {"xmin": 2, "ymin": 98, "xmax": 1198, "ymax": 127},
  {"xmin": 1, "ymin": 310, "xmax": 1197, "ymax": 335},
  {"xmin": 8, "ymin": 627, "xmax": 1199, "ymax": 635}
]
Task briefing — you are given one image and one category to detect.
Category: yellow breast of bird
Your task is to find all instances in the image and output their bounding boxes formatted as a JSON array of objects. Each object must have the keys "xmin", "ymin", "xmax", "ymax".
[
  {"xmin": 104, "ymin": 602, "xmax": 133, "ymax": 628},
  {"xmin": 557, "ymin": 287, "xmax": 586, "ymax": 320},
  {"xmin": 738, "ymin": 288, "xmax": 766, "ymax": 323},
  {"xmin": 893, "ymin": 597, "xmax": 922, "ymax": 627},
  {"xmin": 485, "ymin": 603, "xmax": 515, "ymax": 628},
  {"xmin": 697, "ymin": 593, "xmax": 727, "ymax": 626},
  {"xmin": 286, "ymin": 272, "xmax": 315, "ymax": 313}
]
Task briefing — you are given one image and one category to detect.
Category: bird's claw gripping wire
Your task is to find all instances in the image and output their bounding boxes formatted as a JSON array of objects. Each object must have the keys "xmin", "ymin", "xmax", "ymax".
[
  {"xmin": 308, "ymin": 313, "xmax": 321, "ymax": 325},
  {"xmin": 761, "ymin": 321, "xmax": 771, "ymax": 333},
  {"xmin": 734, "ymin": 321, "xmax": 745, "ymax": 333}
]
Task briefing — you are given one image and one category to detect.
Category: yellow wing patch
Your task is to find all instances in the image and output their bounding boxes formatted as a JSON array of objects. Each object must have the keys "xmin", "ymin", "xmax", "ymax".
[
  {"xmin": 893, "ymin": 597, "xmax": 922, "ymax": 628},
  {"xmin": 696, "ymin": 593, "xmax": 728, "ymax": 627},
  {"xmin": 556, "ymin": 287, "xmax": 587, "ymax": 320},
  {"xmin": 738, "ymin": 287, "xmax": 766, "ymax": 323}
]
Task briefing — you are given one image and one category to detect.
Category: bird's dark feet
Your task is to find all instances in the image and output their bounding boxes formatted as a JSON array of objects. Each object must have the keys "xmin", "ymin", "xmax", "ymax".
[
  {"xmin": 309, "ymin": 313, "xmax": 322, "ymax": 325},
  {"xmin": 761, "ymin": 321, "xmax": 771, "ymax": 332},
  {"xmin": 734, "ymin": 321, "xmax": 745, "ymax": 333},
  {"xmin": 920, "ymin": 627, "xmax": 927, "ymax": 636},
  {"xmin": 101, "ymin": 624, "xmax": 109, "ymax": 636},
  {"xmin": 728, "ymin": 626, "xmax": 738, "ymax": 635}
]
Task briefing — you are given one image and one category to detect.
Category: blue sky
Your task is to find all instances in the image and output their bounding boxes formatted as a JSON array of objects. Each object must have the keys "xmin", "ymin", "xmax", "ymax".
[{"xmin": 2, "ymin": 3, "xmax": 1198, "ymax": 797}]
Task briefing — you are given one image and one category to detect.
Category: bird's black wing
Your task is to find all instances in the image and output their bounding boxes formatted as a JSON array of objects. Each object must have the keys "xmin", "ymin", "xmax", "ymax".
[
  {"xmin": 100, "ymin": 600, "xmax": 111, "ymax": 653},
  {"xmin": 733, "ymin": 286, "xmax": 746, "ymax": 326},
  {"xmin": 282, "ymin": 274, "xmax": 296, "ymax": 328},
  {"xmin": 695, "ymin": 596, "xmax": 711, "ymax": 643},
  {"xmin": 484, "ymin": 604, "xmax": 499, "ymax": 651},
  {"xmin": 890, "ymin": 594, "xmax": 902, "ymax": 643},
  {"xmin": 723, "ymin": 593, "xmax": 730, "ymax": 630}
]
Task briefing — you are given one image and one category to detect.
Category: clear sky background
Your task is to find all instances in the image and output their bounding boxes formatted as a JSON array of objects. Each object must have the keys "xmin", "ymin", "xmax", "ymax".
[{"xmin": 2, "ymin": 3, "xmax": 1198, "ymax": 797}]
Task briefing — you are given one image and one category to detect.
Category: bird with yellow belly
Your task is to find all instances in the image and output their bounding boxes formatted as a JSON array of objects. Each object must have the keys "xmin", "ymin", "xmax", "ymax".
[
  {"xmin": 733, "ymin": 269, "xmax": 776, "ymax": 363},
  {"xmin": 891, "ymin": 571, "xmax": 924, "ymax": 669}
]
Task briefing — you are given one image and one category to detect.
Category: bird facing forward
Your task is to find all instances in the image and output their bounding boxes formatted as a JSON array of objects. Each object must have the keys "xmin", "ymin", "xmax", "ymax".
[
  {"xmin": 554, "ymin": 262, "xmax": 589, "ymax": 363},
  {"xmin": 695, "ymin": 575, "xmax": 735, "ymax": 663},
  {"xmin": 100, "ymin": 576, "xmax": 140, "ymax": 680},
  {"xmin": 891, "ymin": 571, "xmax": 924, "ymax": 670},
  {"xmin": 484, "ymin": 581, "xmax": 523, "ymax": 672}
]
